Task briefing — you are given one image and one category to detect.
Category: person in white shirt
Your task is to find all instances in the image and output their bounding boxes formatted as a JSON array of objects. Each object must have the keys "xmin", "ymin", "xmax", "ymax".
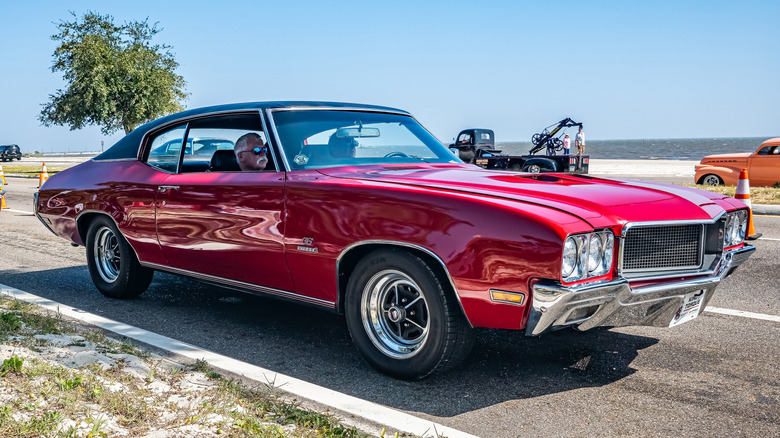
[{"xmin": 575, "ymin": 127, "xmax": 585, "ymax": 169}]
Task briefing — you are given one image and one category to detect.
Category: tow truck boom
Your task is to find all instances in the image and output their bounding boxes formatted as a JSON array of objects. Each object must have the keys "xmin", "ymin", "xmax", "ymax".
[{"xmin": 529, "ymin": 118, "xmax": 583, "ymax": 155}]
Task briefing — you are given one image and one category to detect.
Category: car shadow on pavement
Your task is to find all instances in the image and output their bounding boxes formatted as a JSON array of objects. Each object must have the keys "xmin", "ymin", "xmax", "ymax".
[{"xmin": 0, "ymin": 268, "xmax": 658, "ymax": 417}]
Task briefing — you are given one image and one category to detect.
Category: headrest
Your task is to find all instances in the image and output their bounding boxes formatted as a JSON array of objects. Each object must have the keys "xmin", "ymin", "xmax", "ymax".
[{"xmin": 209, "ymin": 149, "xmax": 241, "ymax": 172}]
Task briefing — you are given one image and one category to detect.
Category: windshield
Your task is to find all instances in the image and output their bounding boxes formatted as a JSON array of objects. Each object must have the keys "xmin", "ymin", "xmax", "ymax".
[{"xmin": 270, "ymin": 110, "xmax": 461, "ymax": 169}]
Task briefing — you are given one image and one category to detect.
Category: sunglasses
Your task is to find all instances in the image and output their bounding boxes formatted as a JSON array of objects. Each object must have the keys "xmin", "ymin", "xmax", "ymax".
[{"xmin": 240, "ymin": 146, "xmax": 268, "ymax": 155}]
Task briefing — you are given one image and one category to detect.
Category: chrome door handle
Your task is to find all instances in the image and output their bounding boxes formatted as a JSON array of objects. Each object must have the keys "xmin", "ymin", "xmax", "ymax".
[{"xmin": 158, "ymin": 185, "xmax": 180, "ymax": 193}]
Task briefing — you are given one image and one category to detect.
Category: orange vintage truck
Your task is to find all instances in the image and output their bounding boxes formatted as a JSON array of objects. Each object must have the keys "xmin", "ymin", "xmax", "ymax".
[{"xmin": 695, "ymin": 137, "xmax": 780, "ymax": 186}]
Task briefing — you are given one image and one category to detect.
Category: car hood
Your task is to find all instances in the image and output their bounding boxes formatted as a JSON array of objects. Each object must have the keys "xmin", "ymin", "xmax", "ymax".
[
  {"xmin": 318, "ymin": 164, "xmax": 731, "ymax": 228},
  {"xmin": 698, "ymin": 152, "xmax": 751, "ymax": 164}
]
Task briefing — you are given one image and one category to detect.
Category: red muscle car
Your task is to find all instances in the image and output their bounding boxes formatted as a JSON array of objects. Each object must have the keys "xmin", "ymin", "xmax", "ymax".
[
  {"xmin": 35, "ymin": 102, "xmax": 756, "ymax": 379},
  {"xmin": 695, "ymin": 137, "xmax": 780, "ymax": 186}
]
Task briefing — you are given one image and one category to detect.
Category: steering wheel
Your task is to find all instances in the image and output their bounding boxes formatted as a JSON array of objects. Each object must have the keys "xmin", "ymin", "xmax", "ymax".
[{"xmin": 384, "ymin": 152, "xmax": 409, "ymax": 158}]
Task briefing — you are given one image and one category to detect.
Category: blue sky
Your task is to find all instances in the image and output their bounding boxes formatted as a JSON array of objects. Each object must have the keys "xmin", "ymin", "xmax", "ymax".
[{"xmin": 1, "ymin": 0, "xmax": 778, "ymax": 153}]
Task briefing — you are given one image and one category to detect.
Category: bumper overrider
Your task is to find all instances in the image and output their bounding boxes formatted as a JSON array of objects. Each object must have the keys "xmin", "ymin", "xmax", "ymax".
[{"xmin": 525, "ymin": 245, "xmax": 756, "ymax": 336}]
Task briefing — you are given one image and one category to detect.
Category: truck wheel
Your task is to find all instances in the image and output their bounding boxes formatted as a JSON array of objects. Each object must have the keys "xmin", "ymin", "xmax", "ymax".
[
  {"xmin": 345, "ymin": 249, "xmax": 473, "ymax": 380},
  {"xmin": 86, "ymin": 216, "xmax": 153, "ymax": 299},
  {"xmin": 523, "ymin": 164, "xmax": 542, "ymax": 173},
  {"xmin": 699, "ymin": 174, "xmax": 723, "ymax": 186}
]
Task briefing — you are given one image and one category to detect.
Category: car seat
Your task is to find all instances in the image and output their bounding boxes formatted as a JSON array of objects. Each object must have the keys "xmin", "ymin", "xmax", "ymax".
[{"xmin": 208, "ymin": 149, "xmax": 241, "ymax": 172}]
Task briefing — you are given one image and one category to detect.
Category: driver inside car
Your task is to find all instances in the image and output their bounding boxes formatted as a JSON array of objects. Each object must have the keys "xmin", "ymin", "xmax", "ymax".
[{"xmin": 328, "ymin": 133, "xmax": 358, "ymax": 159}]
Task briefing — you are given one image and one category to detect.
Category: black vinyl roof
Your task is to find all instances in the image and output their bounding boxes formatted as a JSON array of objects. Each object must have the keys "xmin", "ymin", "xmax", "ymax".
[{"xmin": 95, "ymin": 101, "xmax": 408, "ymax": 161}]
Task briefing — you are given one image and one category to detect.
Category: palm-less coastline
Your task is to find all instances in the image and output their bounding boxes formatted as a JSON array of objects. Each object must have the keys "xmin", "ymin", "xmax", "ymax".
[{"xmin": 496, "ymin": 136, "xmax": 767, "ymax": 161}]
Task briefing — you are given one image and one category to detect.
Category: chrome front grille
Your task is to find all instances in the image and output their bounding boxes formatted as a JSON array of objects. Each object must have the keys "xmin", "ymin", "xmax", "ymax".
[{"xmin": 621, "ymin": 224, "xmax": 703, "ymax": 272}]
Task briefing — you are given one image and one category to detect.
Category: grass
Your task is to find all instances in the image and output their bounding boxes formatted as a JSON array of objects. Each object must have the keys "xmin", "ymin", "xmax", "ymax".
[
  {"xmin": 0, "ymin": 294, "xmax": 389, "ymax": 438},
  {"xmin": 0, "ymin": 164, "xmax": 67, "ymax": 176},
  {"xmin": 683, "ymin": 184, "xmax": 780, "ymax": 205}
]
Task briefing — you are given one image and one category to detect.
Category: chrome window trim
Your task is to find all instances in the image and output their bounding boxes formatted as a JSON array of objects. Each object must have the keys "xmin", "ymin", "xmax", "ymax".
[
  {"xmin": 265, "ymin": 109, "xmax": 291, "ymax": 171},
  {"xmin": 265, "ymin": 106, "xmax": 434, "ymax": 173},
  {"xmin": 90, "ymin": 158, "xmax": 137, "ymax": 162},
  {"xmin": 268, "ymin": 106, "xmax": 410, "ymax": 116},
  {"xmin": 336, "ymin": 240, "xmax": 473, "ymax": 328},
  {"xmin": 617, "ymin": 212, "xmax": 726, "ymax": 281},
  {"xmin": 140, "ymin": 262, "xmax": 335, "ymax": 309},
  {"xmin": 135, "ymin": 109, "xmax": 283, "ymax": 173}
]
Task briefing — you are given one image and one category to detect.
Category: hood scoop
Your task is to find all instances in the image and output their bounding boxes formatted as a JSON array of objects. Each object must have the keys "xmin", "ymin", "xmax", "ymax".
[{"xmin": 516, "ymin": 174, "xmax": 563, "ymax": 183}]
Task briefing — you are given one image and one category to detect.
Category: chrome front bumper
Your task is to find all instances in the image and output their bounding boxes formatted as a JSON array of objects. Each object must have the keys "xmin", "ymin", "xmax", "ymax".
[{"xmin": 525, "ymin": 245, "xmax": 756, "ymax": 336}]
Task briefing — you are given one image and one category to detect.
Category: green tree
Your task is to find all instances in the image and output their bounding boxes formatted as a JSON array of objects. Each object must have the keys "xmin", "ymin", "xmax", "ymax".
[{"xmin": 39, "ymin": 12, "xmax": 188, "ymax": 135}]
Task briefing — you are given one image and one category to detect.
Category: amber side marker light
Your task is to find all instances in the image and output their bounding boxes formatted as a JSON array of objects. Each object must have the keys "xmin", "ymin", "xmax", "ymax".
[{"xmin": 490, "ymin": 290, "xmax": 526, "ymax": 305}]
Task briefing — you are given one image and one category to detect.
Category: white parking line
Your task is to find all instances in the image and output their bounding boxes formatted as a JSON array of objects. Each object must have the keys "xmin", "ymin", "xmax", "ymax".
[
  {"xmin": 4, "ymin": 209, "xmax": 34, "ymax": 215},
  {"xmin": 0, "ymin": 283, "xmax": 477, "ymax": 438},
  {"xmin": 759, "ymin": 237, "xmax": 780, "ymax": 241},
  {"xmin": 704, "ymin": 307, "xmax": 780, "ymax": 323}
]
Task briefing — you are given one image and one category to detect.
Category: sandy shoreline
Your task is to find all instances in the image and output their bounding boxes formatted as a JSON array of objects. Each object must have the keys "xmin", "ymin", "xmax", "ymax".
[{"xmin": 589, "ymin": 159, "xmax": 698, "ymax": 177}]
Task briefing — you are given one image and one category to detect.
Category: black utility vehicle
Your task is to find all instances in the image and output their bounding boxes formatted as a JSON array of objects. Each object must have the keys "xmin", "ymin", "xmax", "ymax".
[
  {"xmin": 0, "ymin": 144, "xmax": 21, "ymax": 161},
  {"xmin": 449, "ymin": 119, "xmax": 588, "ymax": 174}
]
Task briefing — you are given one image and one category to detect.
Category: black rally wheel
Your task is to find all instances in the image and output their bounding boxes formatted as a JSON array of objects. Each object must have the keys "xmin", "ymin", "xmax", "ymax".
[
  {"xmin": 85, "ymin": 216, "xmax": 153, "ymax": 298},
  {"xmin": 345, "ymin": 249, "xmax": 473, "ymax": 379}
]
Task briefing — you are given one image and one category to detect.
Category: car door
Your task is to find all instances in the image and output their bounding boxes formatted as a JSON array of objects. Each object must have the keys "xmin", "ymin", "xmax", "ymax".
[
  {"xmin": 748, "ymin": 144, "xmax": 780, "ymax": 186},
  {"xmin": 155, "ymin": 171, "xmax": 293, "ymax": 290},
  {"xmin": 150, "ymin": 112, "xmax": 295, "ymax": 292}
]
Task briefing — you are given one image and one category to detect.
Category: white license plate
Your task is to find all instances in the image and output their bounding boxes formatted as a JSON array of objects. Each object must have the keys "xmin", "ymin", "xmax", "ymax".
[{"xmin": 669, "ymin": 290, "xmax": 706, "ymax": 327}]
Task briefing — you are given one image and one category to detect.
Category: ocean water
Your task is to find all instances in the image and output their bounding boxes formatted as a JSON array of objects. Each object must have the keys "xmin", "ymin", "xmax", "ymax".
[{"xmin": 495, "ymin": 137, "xmax": 769, "ymax": 161}]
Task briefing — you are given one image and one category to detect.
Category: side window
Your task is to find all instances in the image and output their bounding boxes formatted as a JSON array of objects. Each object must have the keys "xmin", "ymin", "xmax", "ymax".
[
  {"xmin": 458, "ymin": 133, "xmax": 472, "ymax": 145},
  {"xmin": 757, "ymin": 146, "xmax": 771, "ymax": 155},
  {"xmin": 146, "ymin": 125, "xmax": 186, "ymax": 172},
  {"xmin": 184, "ymin": 113, "xmax": 275, "ymax": 173}
]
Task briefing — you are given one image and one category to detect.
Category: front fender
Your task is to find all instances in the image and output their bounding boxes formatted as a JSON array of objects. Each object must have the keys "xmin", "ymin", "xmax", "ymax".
[
  {"xmin": 284, "ymin": 174, "xmax": 595, "ymax": 330},
  {"xmin": 694, "ymin": 165, "xmax": 740, "ymax": 185}
]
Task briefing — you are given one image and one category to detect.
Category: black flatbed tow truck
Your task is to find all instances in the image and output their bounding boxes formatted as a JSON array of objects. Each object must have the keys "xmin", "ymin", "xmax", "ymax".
[{"xmin": 448, "ymin": 119, "xmax": 589, "ymax": 174}]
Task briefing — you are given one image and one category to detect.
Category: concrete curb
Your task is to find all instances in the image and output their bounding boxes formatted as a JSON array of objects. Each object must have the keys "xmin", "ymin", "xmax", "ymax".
[
  {"xmin": 753, "ymin": 204, "xmax": 780, "ymax": 216},
  {"xmin": 0, "ymin": 283, "xmax": 479, "ymax": 438}
]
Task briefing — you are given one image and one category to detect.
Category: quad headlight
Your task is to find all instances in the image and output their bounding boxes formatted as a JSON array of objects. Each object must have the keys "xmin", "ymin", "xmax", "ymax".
[
  {"xmin": 724, "ymin": 210, "xmax": 748, "ymax": 247},
  {"xmin": 562, "ymin": 230, "xmax": 614, "ymax": 283}
]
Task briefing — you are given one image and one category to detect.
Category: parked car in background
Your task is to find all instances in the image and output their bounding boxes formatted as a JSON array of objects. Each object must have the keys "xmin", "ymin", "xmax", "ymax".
[
  {"xmin": 35, "ymin": 102, "xmax": 755, "ymax": 379},
  {"xmin": 695, "ymin": 137, "xmax": 780, "ymax": 186},
  {"xmin": 0, "ymin": 144, "xmax": 22, "ymax": 161}
]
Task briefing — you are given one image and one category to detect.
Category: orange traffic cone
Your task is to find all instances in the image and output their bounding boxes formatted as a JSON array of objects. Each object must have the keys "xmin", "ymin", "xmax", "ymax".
[
  {"xmin": 38, "ymin": 162, "xmax": 49, "ymax": 188},
  {"xmin": 0, "ymin": 162, "xmax": 6, "ymax": 185},
  {"xmin": 0, "ymin": 191, "xmax": 7, "ymax": 210},
  {"xmin": 735, "ymin": 168, "xmax": 761, "ymax": 240}
]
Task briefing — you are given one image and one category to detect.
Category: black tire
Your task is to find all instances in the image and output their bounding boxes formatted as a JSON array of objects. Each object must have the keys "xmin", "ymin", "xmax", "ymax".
[
  {"xmin": 523, "ymin": 164, "xmax": 542, "ymax": 173},
  {"xmin": 85, "ymin": 216, "xmax": 153, "ymax": 298},
  {"xmin": 699, "ymin": 174, "xmax": 723, "ymax": 186},
  {"xmin": 345, "ymin": 249, "xmax": 473, "ymax": 380}
]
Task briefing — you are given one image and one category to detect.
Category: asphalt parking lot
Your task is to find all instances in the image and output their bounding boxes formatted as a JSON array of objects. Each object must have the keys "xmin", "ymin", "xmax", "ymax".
[{"xmin": 1, "ymin": 176, "xmax": 778, "ymax": 437}]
